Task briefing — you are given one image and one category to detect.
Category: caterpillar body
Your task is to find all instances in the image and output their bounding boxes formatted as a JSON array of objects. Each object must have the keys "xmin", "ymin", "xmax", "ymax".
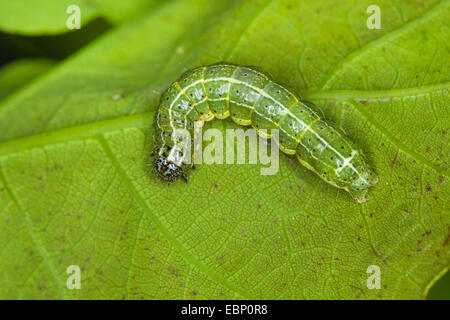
[{"xmin": 153, "ymin": 62, "xmax": 378, "ymax": 203}]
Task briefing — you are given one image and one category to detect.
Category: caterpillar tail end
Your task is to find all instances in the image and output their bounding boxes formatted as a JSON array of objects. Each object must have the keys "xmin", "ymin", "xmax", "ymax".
[
  {"xmin": 349, "ymin": 189, "xmax": 369, "ymax": 203},
  {"xmin": 348, "ymin": 169, "xmax": 379, "ymax": 204}
]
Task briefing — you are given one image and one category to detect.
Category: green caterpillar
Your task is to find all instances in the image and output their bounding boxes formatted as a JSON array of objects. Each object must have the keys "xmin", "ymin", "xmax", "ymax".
[{"xmin": 153, "ymin": 62, "xmax": 378, "ymax": 203}]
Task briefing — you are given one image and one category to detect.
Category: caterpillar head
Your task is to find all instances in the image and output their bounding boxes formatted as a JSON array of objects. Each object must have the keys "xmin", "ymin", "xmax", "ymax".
[{"xmin": 153, "ymin": 156, "xmax": 183, "ymax": 183}]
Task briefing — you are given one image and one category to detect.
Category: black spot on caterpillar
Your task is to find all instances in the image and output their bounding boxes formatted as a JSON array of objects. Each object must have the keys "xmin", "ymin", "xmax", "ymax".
[{"xmin": 152, "ymin": 62, "xmax": 378, "ymax": 203}]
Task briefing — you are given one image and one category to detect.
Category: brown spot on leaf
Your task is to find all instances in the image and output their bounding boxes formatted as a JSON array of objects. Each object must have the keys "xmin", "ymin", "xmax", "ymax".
[
  {"xmin": 189, "ymin": 290, "xmax": 198, "ymax": 296},
  {"xmin": 444, "ymin": 234, "xmax": 450, "ymax": 247},
  {"xmin": 168, "ymin": 265, "xmax": 179, "ymax": 277}
]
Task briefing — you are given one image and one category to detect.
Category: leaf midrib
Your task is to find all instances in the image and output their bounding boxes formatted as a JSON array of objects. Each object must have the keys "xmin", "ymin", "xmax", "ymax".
[{"xmin": 302, "ymin": 82, "xmax": 450, "ymax": 101}]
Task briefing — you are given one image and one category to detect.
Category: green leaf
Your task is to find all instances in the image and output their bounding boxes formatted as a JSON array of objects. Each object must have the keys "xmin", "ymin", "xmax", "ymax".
[
  {"xmin": 0, "ymin": 59, "xmax": 56, "ymax": 102},
  {"xmin": 0, "ymin": 0, "xmax": 165, "ymax": 35},
  {"xmin": 0, "ymin": 0, "xmax": 448, "ymax": 299}
]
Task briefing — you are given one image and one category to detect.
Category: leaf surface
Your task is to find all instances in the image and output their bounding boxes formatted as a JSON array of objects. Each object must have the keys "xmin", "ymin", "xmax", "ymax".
[
  {"xmin": 0, "ymin": 0, "xmax": 165, "ymax": 35},
  {"xmin": 0, "ymin": 59, "xmax": 56, "ymax": 102}
]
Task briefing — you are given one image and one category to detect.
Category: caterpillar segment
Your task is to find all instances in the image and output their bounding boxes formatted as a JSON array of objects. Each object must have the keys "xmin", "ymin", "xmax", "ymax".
[{"xmin": 153, "ymin": 62, "xmax": 378, "ymax": 202}]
